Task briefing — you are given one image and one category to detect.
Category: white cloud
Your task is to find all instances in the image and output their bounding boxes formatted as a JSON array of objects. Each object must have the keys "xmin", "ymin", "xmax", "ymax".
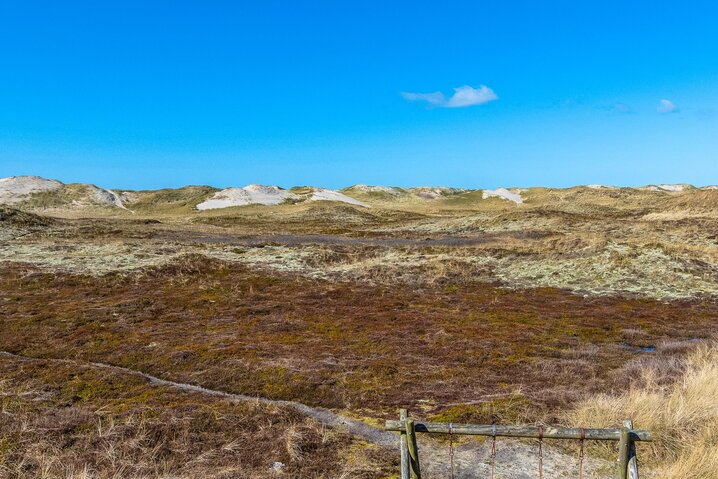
[
  {"xmin": 657, "ymin": 99, "xmax": 678, "ymax": 114},
  {"xmin": 445, "ymin": 85, "xmax": 498, "ymax": 107},
  {"xmin": 401, "ymin": 84, "xmax": 498, "ymax": 108}
]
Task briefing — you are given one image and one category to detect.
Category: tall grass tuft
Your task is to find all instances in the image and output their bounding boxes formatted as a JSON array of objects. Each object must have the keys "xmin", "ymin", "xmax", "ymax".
[{"xmin": 567, "ymin": 342, "xmax": 718, "ymax": 478}]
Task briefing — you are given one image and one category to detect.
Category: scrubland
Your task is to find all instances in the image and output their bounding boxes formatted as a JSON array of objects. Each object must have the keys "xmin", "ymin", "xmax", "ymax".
[
  {"xmin": 0, "ymin": 354, "xmax": 392, "ymax": 478},
  {"xmin": 1, "ymin": 185, "xmax": 717, "ymax": 477}
]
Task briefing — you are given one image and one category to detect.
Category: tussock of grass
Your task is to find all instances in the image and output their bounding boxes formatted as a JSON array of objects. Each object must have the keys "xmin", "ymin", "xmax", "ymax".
[
  {"xmin": 0, "ymin": 207, "xmax": 55, "ymax": 227},
  {"xmin": 567, "ymin": 342, "xmax": 718, "ymax": 478}
]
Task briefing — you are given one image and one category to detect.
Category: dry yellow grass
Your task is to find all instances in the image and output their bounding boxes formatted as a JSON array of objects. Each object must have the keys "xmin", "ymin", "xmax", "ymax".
[{"xmin": 567, "ymin": 342, "xmax": 718, "ymax": 479}]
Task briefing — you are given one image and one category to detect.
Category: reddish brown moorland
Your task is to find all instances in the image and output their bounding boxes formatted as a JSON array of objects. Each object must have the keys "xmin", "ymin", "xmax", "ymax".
[{"xmin": 2, "ymin": 258, "xmax": 715, "ymax": 424}]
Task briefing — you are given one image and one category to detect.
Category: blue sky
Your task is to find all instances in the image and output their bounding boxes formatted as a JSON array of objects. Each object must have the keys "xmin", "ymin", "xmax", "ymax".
[{"xmin": 1, "ymin": 1, "xmax": 717, "ymax": 189}]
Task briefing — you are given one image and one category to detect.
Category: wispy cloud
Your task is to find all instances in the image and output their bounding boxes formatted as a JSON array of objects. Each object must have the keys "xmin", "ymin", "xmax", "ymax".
[
  {"xmin": 657, "ymin": 99, "xmax": 678, "ymax": 114},
  {"xmin": 597, "ymin": 102, "xmax": 633, "ymax": 114},
  {"xmin": 400, "ymin": 91, "xmax": 446, "ymax": 106},
  {"xmin": 401, "ymin": 85, "xmax": 498, "ymax": 108},
  {"xmin": 614, "ymin": 103, "xmax": 633, "ymax": 114}
]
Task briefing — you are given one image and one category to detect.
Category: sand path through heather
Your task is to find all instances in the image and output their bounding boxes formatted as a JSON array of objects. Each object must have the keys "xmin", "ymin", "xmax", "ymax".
[{"xmin": 0, "ymin": 351, "xmax": 612, "ymax": 478}]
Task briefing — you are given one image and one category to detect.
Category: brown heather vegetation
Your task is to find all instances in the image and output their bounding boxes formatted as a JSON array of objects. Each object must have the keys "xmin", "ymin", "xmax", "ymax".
[
  {"xmin": 2, "ymin": 186, "xmax": 718, "ymax": 477},
  {"xmin": 1, "ymin": 257, "xmax": 715, "ymax": 423},
  {"xmin": 0, "ymin": 355, "xmax": 394, "ymax": 478}
]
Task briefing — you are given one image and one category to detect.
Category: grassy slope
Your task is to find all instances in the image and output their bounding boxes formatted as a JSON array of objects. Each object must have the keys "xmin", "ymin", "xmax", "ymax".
[
  {"xmin": 119, "ymin": 185, "xmax": 219, "ymax": 215},
  {"xmin": 0, "ymin": 354, "xmax": 394, "ymax": 479},
  {"xmin": 12, "ymin": 184, "xmax": 718, "ymax": 223}
]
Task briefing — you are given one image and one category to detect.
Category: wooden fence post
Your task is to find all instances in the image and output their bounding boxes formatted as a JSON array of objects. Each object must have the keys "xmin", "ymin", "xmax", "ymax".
[
  {"xmin": 400, "ymin": 409, "xmax": 410, "ymax": 479},
  {"xmin": 616, "ymin": 420, "xmax": 631, "ymax": 479},
  {"xmin": 623, "ymin": 419, "xmax": 639, "ymax": 479},
  {"xmin": 405, "ymin": 418, "xmax": 422, "ymax": 479},
  {"xmin": 385, "ymin": 414, "xmax": 652, "ymax": 478}
]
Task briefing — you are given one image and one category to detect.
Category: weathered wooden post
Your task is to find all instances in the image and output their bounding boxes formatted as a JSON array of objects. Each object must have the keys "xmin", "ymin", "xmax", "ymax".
[
  {"xmin": 405, "ymin": 418, "xmax": 422, "ymax": 479},
  {"xmin": 616, "ymin": 420, "xmax": 631, "ymax": 479},
  {"xmin": 623, "ymin": 419, "xmax": 639, "ymax": 479},
  {"xmin": 400, "ymin": 409, "xmax": 410, "ymax": 479},
  {"xmin": 384, "ymin": 414, "xmax": 652, "ymax": 477}
]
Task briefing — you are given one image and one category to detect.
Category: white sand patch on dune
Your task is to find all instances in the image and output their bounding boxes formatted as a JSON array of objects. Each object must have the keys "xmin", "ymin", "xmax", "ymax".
[
  {"xmin": 700, "ymin": 185, "xmax": 718, "ymax": 190},
  {"xmin": 119, "ymin": 191, "xmax": 141, "ymax": 204},
  {"xmin": 414, "ymin": 189, "xmax": 444, "ymax": 199},
  {"xmin": 482, "ymin": 187, "xmax": 523, "ymax": 204},
  {"xmin": 309, "ymin": 188, "xmax": 369, "ymax": 208},
  {"xmin": 92, "ymin": 186, "xmax": 130, "ymax": 210},
  {"xmin": 642, "ymin": 184, "xmax": 692, "ymax": 192},
  {"xmin": 0, "ymin": 176, "xmax": 62, "ymax": 204},
  {"xmin": 351, "ymin": 184, "xmax": 401, "ymax": 195},
  {"xmin": 310, "ymin": 188, "xmax": 369, "ymax": 207},
  {"xmin": 586, "ymin": 184, "xmax": 618, "ymax": 190},
  {"xmin": 196, "ymin": 185, "xmax": 297, "ymax": 210},
  {"xmin": 410, "ymin": 187, "xmax": 464, "ymax": 199}
]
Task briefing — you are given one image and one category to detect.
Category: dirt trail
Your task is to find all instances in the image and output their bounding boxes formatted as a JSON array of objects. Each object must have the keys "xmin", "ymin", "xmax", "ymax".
[
  {"xmin": 152, "ymin": 230, "xmax": 548, "ymax": 247},
  {"xmin": 0, "ymin": 350, "xmax": 397, "ymax": 446},
  {"xmin": 0, "ymin": 351, "xmax": 612, "ymax": 478}
]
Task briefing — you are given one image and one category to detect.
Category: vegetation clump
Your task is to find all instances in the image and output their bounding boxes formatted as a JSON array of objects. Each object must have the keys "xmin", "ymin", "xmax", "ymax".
[{"xmin": 568, "ymin": 342, "xmax": 718, "ymax": 478}]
